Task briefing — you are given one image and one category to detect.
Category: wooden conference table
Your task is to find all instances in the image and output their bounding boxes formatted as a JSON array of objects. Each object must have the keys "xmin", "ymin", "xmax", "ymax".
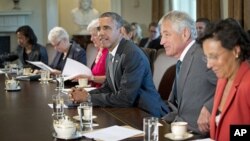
[{"xmin": 0, "ymin": 74, "xmax": 196, "ymax": 141}]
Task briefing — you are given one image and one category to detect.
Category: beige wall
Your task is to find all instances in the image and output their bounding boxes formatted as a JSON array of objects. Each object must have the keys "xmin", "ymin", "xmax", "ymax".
[
  {"xmin": 58, "ymin": 0, "xmax": 111, "ymax": 37},
  {"xmin": 0, "ymin": 0, "xmax": 232, "ymax": 47},
  {"xmin": 0, "ymin": 0, "xmax": 46, "ymax": 49},
  {"xmin": 58, "ymin": 0, "xmax": 151, "ymax": 37},
  {"xmin": 121, "ymin": 0, "xmax": 151, "ymax": 37}
]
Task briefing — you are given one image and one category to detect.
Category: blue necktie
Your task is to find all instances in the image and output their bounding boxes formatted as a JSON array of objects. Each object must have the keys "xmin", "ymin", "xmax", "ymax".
[
  {"xmin": 173, "ymin": 60, "xmax": 182, "ymax": 104},
  {"xmin": 176, "ymin": 60, "xmax": 182, "ymax": 79}
]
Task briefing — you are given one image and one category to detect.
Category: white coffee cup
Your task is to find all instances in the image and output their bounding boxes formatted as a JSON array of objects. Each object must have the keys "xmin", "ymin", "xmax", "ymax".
[
  {"xmin": 78, "ymin": 78, "xmax": 88, "ymax": 87},
  {"xmin": 23, "ymin": 67, "xmax": 32, "ymax": 75},
  {"xmin": 171, "ymin": 121, "xmax": 188, "ymax": 139}
]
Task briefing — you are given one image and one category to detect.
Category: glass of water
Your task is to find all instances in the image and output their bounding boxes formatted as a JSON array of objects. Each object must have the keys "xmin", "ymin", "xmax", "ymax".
[
  {"xmin": 56, "ymin": 74, "xmax": 64, "ymax": 91},
  {"xmin": 40, "ymin": 70, "xmax": 50, "ymax": 84},
  {"xmin": 52, "ymin": 94, "xmax": 64, "ymax": 119},
  {"xmin": 77, "ymin": 102, "xmax": 93, "ymax": 131},
  {"xmin": 143, "ymin": 117, "xmax": 159, "ymax": 141}
]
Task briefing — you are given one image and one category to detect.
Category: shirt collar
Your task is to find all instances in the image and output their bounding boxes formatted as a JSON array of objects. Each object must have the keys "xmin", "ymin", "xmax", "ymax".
[
  {"xmin": 110, "ymin": 43, "xmax": 119, "ymax": 57},
  {"xmin": 179, "ymin": 40, "xmax": 195, "ymax": 61}
]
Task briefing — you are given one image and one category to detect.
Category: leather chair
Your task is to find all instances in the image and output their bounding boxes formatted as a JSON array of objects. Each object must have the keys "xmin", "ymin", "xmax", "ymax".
[
  {"xmin": 153, "ymin": 48, "xmax": 177, "ymax": 91},
  {"xmin": 158, "ymin": 64, "xmax": 176, "ymax": 100},
  {"xmin": 86, "ymin": 43, "xmax": 98, "ymax": 68},
  {"xmin": 46, "ymin": 43, "xmax": 56, "ymax": 65},
  {"xmin": 141, "ymin": 48, "xmax": 157, "ymax": 73}
]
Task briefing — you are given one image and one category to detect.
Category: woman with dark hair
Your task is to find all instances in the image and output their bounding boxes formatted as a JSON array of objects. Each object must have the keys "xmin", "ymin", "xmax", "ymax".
[
  {"xmin": 201, "ymin": 18, "xmax": 250, "ymax": 141},
  {"xmin": 16, "ymin": 25, "xmax": 48, "ymax": 69}
]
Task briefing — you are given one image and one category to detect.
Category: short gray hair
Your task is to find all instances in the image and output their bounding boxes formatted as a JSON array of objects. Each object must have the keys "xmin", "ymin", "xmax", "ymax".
[
  {"xmin": 87, "ymin": 18, "xmax": 99, "ymax": 34},
  {"xmin": 48, "ymin": 26, "xmax": 69, "ymax": 43},
  {"xmin": 159, "ymin": 10, "xmax": 197, "ymax": 39}
]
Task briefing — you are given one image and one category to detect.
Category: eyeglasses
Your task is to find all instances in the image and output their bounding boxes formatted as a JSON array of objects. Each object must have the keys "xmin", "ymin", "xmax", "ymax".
[{"xmin": 52, "ymin": 40, "xmax": 62, "ymax": 47}]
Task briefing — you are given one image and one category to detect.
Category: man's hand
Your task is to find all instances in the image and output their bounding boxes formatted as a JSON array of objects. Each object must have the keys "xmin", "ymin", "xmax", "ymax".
[
  {"xmin": 197, "ymin": 106, "xmax": 211, "ymax": 134},
  {"xmin": 69, "ymin": 87, "xmax": 89, "ymax": 103}
]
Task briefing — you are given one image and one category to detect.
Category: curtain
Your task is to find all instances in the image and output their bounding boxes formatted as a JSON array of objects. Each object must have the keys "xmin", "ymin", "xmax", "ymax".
[
  {"xmin": 152, "ymin": 0, "xmax": 164, "ymax": 22},
  {"xmin": 196, "ymin": 0, "xmax": 221, "ymax": 22},
  {"xmin": 228, "ymin": 0, "xmax": 250, "ymax": 30}
]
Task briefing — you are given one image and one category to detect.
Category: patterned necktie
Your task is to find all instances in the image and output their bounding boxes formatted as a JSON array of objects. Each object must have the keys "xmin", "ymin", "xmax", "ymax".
[
  {"xmin": 173, "ymin": 60, "xmax": 182, "ymax": 104},
  {"xmin": 108, "ymin": 53, "xmax": 116, "ymax": 91},
  {"xmin": 175, "ymin": 60, "xmax": 182, "ymax": 79},
  {"xmin": 108, "ymin": 53, "xmax": 114, "ymax": 75}
]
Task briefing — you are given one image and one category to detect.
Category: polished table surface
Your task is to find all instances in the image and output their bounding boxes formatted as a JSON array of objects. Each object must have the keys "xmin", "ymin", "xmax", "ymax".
[{"xmin": 0, "ymin": 74, "xmax": 197, "ymax": 141}]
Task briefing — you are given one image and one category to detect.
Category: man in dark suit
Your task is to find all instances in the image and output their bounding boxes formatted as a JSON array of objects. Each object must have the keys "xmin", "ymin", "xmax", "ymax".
[
  {"xmin": 139, "ymin": 22, "xmax": 163, "ymax": 50},
  {"xmin": 160, "ymin": 11, "xmax": 217, "ymax": 136},
  {"xmin": 70, "ymin": 12, "xmax": 169, "ymax": 117}
]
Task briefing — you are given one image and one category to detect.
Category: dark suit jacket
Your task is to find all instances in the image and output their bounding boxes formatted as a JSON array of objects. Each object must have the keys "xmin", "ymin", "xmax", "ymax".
[
  {"xmin": 17, "ymin": 43, "xmax": 48, "ymax": 69},
  {"xmin": 50, "ymin": 41, "xmax": 86, "ymax": 71},
  {"xmin": 89, "ymin": 39, "xmax": 169, "ymax": 117},
  {"xmin": 162, "ymin": 42, "xmax": 217, "ymax": 135},
  {"xmin": 139, "ymin": 37, "xmax": 163, "ymax": 50}
]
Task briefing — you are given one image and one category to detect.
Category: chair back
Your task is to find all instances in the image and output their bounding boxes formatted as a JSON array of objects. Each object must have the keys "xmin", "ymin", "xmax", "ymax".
[
  {"xmin": 153, "ymin": 48, "xmax": 177, "ymax": 90},
  {"xmin": 141, "ymin": 48, "xmax": 157, "ymax": 73},
  {"xmin": 86, "ymin": 43, "xmax": 98, "ymax": 68},
  {"xmin": 46, "ymin": 43, "xmax": 56, "ymax": 65},
  {"xmin": 158, "ymin": 64, "xmax": 176, "ymax": 100}
]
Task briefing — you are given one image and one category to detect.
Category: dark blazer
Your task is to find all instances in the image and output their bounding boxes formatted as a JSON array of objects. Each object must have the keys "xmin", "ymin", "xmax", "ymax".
[
  {"xmin": 139, "ymin": 37, "xmax": 163, "ymax": 50},
  {"xmin": 50, "ymin": 41, "xmax": 86, "ymax": 71},
  {"xmin": 162, "ymin": 42, "xmax": 217, "ymax": 135},
  {"xmin": 89, "ymin": 39, "xmax": 169, "ymax": 117},
  {"xmin": 17, "ymin": 43, "xmax": 48, "ymax": 69},
  {"xmin": 139, "ymin": 38, "xmax": 149, "ymax": 47}
]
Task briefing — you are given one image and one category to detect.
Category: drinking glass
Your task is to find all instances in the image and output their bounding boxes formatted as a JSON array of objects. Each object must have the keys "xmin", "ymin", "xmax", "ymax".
[
  {"xmin": 143, "ymin": 117, "xmax": 159, "ymax": 141},
  {"xmin": 40, "ymin": 70, "xmax": 50, "ymax": 84},
  {"xmin": 56, "ymin": 74, "xmax": 64, "ymax": 91},
  {"xmin": 52, "ymin": 94, "xmax": 64, "ymax": 119},
  {"xmin": 77, "ymin": 102, "xmax": 93, "ymax": 131},
  {"xmin": 4, "ymin": 61, "xmax": 10, "ymax": 72}
]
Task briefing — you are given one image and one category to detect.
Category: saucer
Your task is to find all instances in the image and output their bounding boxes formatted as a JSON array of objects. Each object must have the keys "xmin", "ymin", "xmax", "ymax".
[
  {"xmin": 75, "ymin": 85, "xmax": 91, "ymax": 88},
  {"xmin": 52, "ymin": 131, "xmax": 82, "ymax": 140},
  {"xmin": 164, "ymin": 132, "xmax": 193, "ymax": 140},
  {"xmin": 73, "ymin": 115, "xmax": 97, "ymax": 121},
  {"xmin": 5, "ymin": 86, "xmax": 21, "ymax": 91}
]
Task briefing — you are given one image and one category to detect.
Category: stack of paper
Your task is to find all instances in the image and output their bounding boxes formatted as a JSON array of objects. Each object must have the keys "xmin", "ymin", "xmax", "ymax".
[
  {"xmin": 27, "ymin": 58, "xmax": 92, "ymax": 81},
  {"xmin": 62, "ymin": 58, "xmax": 92, "ymax": 81},
  {"xmin": 26, "ymin": 61, "xmax": 53, "ymax": 71}
]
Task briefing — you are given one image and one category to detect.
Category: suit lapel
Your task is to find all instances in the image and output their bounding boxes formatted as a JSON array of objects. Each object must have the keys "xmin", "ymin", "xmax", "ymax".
[
  {"xmin": 178, "ymin": 44, "xmax": 196, "ymax": 106},
  {"xmin": 108, "ymin": 54, "xmax": 116, "ymax": 92},
  {"xmin": 219, "ymin": 61, "xmax": 249, "ymax": 124}
]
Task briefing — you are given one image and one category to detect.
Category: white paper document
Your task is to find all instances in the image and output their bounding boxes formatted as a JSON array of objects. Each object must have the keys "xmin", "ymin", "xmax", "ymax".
[
  {"xmin": 62, "ymin": 58, "xmax": 92, "ymax": 81},
  {"xmin": 26, "ymin": 61, "xmax": 53, "ymax": 71},
  {"xmin": 82, "ymin": 125, "xmax": 143, "ymax": 141}
]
